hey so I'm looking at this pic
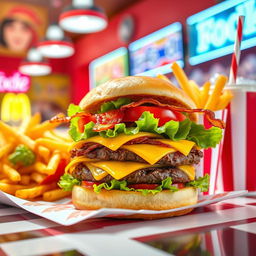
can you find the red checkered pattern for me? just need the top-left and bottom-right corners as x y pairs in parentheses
(0, 196), (256, 256)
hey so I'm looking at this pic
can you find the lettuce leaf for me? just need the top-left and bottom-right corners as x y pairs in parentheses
(94, 175), (210, 194)
(187, 123), (222, 149)
(187, 174), (210, 192)
(99, 98), (132, 113)
(58, 174), (81, 191)
(93, 177), (178, 195)
(68, 105), (223, 148)
(9, 145), (35, 167)
(68, 103), (81, 117)
(58, 174), (210, 194)
(68, 104), (98, 142)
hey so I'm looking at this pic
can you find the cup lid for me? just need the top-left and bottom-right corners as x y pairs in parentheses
(225, 77), (256, 91)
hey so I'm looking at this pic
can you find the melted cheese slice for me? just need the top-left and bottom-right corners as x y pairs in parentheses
(89, 161), (150, 180)
(65, 156), (94, 174)
(86, 163), (108, 181)
(70, 132), (162, 151)
(157, 139), (195, 156)
(178, 165), (195, 180)
(66, 157), (195, 182)
(122, 144), (176, 165)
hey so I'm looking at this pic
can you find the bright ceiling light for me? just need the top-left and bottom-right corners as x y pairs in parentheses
(19, 48), (52, 76)
(59, 0), (107, 33)
(37, 24), (75, 58)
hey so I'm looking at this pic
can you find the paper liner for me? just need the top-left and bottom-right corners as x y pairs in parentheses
(0, 190), (247, 226)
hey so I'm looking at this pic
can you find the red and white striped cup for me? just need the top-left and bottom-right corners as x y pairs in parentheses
(221, 79), (256, 192)
(197, 110), (227, 195)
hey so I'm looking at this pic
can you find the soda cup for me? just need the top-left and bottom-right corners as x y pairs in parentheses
(221, 79), (256, 192)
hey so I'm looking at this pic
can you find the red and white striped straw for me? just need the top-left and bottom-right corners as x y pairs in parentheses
(229, 15), (245, 84)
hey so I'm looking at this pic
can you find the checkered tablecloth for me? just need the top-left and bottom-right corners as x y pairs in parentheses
(0, 196), (256, 256)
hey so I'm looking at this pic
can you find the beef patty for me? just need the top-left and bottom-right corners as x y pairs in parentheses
(71, 146), (203, 167)
(72, 163), (191, 184)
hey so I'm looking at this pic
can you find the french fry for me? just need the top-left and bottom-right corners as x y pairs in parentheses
(215, 90), (234, 110)
(0, 182), (29, 195)
(19, 162), (47, 174)
(0, 121), (35, 150)
(205, 75), (228, 110)
(0, 179), (16, 184)
(25, 112), (41, 134)
(28, 121), (61, 139)
(33, 162), (48, 174)
(43, 189), (71, 202)
(35, 138), (71, 152)
(157, 74), (171, 82)
(20, 175), (31, 186)
(0, 142), (14, 159)
(0, 113), (71, 201)
(51, 130), (72, 142)
(189, 80), (200, 107)
(43, 131), (64, 142)
(0, 173), (6, 179)
(171, 62), (199, 106)
(46, 151), (61, 175)
(15, 183), (57, 199)
(31, 172), (46, 184)
(19, 116), (31, 134)
(18, 166), (34, 174)
(37, 146), (50, 163)
(3, 164), (21, 182)
(199, 81), (211, 108)
(0, 132), (6, 146)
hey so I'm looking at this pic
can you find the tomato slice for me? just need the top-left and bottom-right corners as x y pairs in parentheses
(78, 116), (94, 133)
(128, 184), (159, 190)
(81, 181), (185, 190)
(78, 106), (186, 133)
(123, 106), (186, 126)
(40, 159), (67, 185)
(172, 183), (185, 189)
(82, 181), (101, 189)
(128, 183), (185, 190)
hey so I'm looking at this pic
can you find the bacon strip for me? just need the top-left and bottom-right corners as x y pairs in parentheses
(50, 113), (70, 123)
(125, 137), (173, 148)
(51, 98), (225, 129)
(50, 112), (91, 123)
(120, 98), (225, 129)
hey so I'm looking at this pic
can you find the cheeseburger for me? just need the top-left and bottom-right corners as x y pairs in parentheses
(58, 76), (223, 218)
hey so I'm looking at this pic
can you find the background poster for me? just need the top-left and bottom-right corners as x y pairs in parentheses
(0, 1), (48, 55)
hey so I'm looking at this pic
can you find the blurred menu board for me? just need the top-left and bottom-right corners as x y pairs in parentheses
(187, 0), (256, 65)
(89, 47), (129, 89)
(28, 74), (70, 121)
(128, 22), (184, 76)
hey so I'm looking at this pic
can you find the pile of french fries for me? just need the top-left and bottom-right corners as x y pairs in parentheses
(159, 62), (233, 111)
(0, 113), (72, 201)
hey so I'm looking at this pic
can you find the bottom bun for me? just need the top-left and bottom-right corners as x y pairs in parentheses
(72, 186), (198, 219)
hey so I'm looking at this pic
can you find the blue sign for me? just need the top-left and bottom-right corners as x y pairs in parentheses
(128, 22), (184, 76)
(187, 0), (256, 65)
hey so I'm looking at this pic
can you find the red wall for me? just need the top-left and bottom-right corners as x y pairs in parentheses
(72, 0), (217, 104)
(0, 55), (73, 75)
